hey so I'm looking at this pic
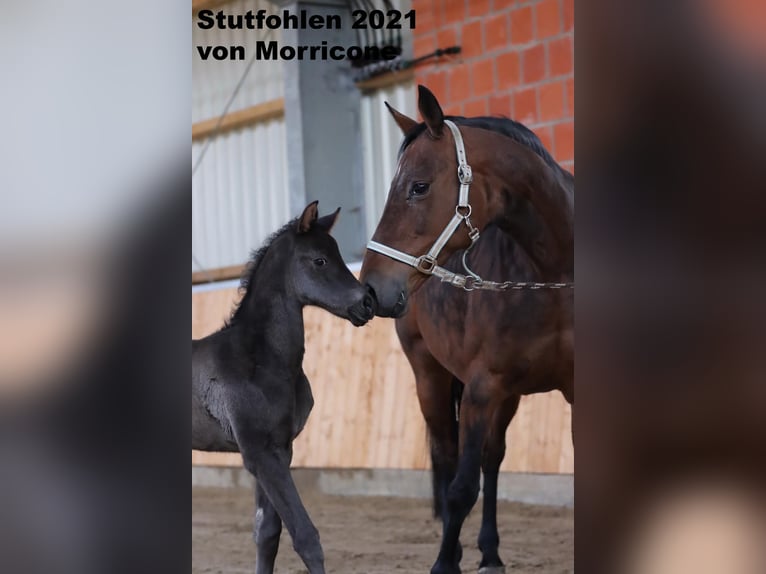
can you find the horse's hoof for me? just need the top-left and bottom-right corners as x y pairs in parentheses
(478, 567), (506, 574)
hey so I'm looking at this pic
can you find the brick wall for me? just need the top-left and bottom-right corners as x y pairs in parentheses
(412, 0), (574, 171)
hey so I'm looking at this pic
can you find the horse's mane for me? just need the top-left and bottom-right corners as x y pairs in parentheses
(226, 216), (298, 325)
(399, 115), (561, 171)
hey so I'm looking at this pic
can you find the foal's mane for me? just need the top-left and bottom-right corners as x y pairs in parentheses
(226, 216), (298, 326)
(399, 116), (562, 172)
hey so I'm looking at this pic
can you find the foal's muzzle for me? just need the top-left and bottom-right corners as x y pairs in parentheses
(347, 286), (377, 326)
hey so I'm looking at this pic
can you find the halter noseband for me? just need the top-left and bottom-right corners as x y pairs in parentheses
(367, 120), (481, 289)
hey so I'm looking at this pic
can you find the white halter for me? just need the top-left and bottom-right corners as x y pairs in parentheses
(367, 120), (481, 289)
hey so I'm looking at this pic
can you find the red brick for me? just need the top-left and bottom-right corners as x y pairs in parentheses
(412, 0), (436, 34)
(423, 70), (448, 103)
(484, 13), (510, 52)
(464, 98), (488, 117)
(510, 6), (534, 45)
(535, 0), (562, 39)
(536, 125), (555, 153)
(437, 27), (458, 49)
(565, 77), (574, 117)
(553, 121), (575, 162)
(494, 0), (516, 9)
(414, 33), (436, 58)
(468, 0), (491, 18)
(442, 0), (466, 26)
(496, 51), (521, 91)
(563, 0), (574, 31)
(489, 94), (512, 117)
(513, 87), (538, 124)
(444, 103), (462, 116)
(472, 58), (495, 97)
(522, 44), (547, 83)
(461, 20), (483, 58)
(448, 63), (471, 104)
(549, 35), (573, 76)
(538, 81), (565, 121)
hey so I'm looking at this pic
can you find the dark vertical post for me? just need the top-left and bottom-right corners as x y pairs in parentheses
(270, 0), (367, 262)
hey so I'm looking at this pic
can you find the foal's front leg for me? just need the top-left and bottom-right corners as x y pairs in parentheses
(254, 481), (282, 574)
(244, 445), (324, 574)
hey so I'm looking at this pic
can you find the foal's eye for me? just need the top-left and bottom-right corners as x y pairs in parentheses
(409, 182), (430, 198)
(313, 258), (327, 266)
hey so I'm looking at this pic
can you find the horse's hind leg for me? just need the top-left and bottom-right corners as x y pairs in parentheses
(254, 482), (282, 574)
(477, 395), (520, 574)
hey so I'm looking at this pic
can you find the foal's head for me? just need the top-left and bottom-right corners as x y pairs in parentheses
(288, 201), (375, 326)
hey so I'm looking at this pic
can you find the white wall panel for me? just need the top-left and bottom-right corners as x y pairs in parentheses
(192, 0), (283, 123)
(192, 118), (289, 272)
(360, 80), (417, 239)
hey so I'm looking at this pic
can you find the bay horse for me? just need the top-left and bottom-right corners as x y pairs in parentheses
(192, 201), (375, 574)
(360, 86), (574, 574)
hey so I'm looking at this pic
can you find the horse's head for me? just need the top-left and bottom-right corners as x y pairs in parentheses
(360, 86), (492, 317)
(291, 201), (376, 326)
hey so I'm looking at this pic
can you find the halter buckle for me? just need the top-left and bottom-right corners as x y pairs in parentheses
(458, 164), (473, 184)
(449, 274), (467, 288)
(415, 255), (437, 274)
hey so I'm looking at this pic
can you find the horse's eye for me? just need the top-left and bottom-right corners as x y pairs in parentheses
(409, 182), (430, 198)
(313, 257), (327, 266)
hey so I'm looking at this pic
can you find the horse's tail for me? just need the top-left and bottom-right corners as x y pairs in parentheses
(431, 376), (464, 519)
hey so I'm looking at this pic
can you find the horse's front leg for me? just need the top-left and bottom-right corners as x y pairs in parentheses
(477, 395), (520, 574)
(431, 379), (498, 574)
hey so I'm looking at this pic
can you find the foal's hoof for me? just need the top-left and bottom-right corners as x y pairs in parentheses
(478, 567), (506, 574)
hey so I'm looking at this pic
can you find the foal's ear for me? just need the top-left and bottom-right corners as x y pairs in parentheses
(418, 84), (445, 138)
(385, 101), (419, 135)
(315, 207), (341, 234)
(297, 200), (319, 234)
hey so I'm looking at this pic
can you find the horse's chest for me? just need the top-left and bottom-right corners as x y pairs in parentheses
(414, 288), (568, 385)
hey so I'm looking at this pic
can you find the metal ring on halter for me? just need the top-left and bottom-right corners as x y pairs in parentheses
(415, 255), (437, 274)
(463, 276), (483, 292)
(456, 205), (472, 218)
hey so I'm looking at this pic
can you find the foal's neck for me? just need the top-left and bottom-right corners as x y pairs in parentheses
(235, 249), (305, 366)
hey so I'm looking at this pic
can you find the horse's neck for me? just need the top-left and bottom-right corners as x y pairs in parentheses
(483, 161), (573, 275)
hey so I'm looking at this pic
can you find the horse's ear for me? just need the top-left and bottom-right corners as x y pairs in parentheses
(315, 207), (341, 234)
(385, 101), (418, 135)
(297, 200), (319, 234)
(418, 85), (445, 138)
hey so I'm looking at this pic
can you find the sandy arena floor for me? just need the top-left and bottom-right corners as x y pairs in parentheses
(193, 486), (573, 574)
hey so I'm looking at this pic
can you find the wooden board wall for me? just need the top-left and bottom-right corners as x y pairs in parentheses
(192, 286), (573, 474)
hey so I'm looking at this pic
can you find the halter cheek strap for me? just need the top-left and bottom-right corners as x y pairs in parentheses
(367, 120), (480, 287)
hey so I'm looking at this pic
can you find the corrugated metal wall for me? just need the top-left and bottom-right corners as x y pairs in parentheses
(192, 0), (283, 123)
(192, 0), (287, 271)
(360, 80), (417, 240)
(192, 120), (290, 270)
(193, 0), (416, 271)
